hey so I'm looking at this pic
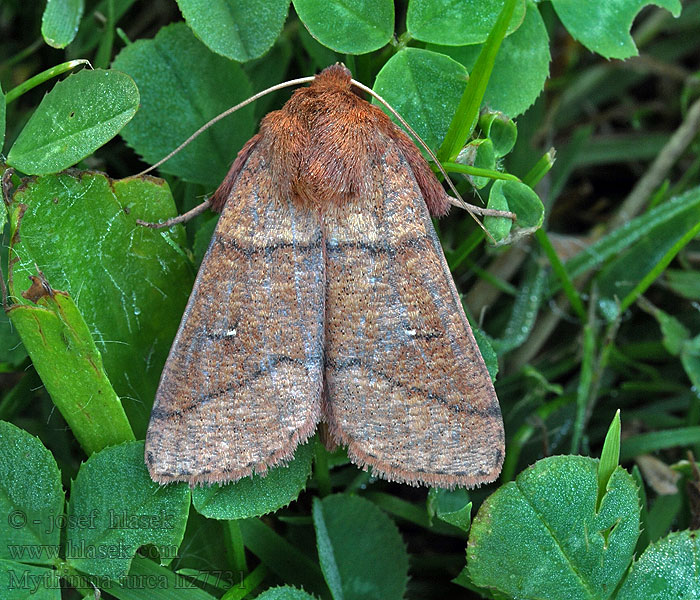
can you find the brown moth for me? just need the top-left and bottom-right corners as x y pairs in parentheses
(145, 64), (505, 489)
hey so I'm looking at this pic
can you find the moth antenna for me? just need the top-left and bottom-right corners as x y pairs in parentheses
(134, 76), (316, 177)
(350, 79), (515, 242)
(136, 198), (212, 229)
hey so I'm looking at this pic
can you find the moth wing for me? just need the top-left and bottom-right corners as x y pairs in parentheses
(322, 143), (504, 488)
(146, 146), (325, 485)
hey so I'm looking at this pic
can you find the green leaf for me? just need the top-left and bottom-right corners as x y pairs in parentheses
(640, 301), (690, 356)
(617, 529), (700, 598)
(489, 261), (546, 354)
(293, 0), (394, 54)
(242, 36), (294, 119)
(407, 0), (526, 45)
(0, 421), (64, 563)
(7, 69), (139, 175)
(373, 48), (468, 152)
(192, 441), (313, 519)
(437, 0), (519, 161)
(429, 488), (472, 533)
(665, 269), (700, 300)
(681, 334), (700, 391)
(8, 172), (192, 437)
(594, 193), (700, 318)
(7, 288), (135, 454)
(429, 1), (550, 118)
(548, 188), (700, 298)
(112, 22), (254, 187)
(100, 555), (219, 600)
(484, 184), (512, 243)
(479, 111), (517, 158)
(255, 587), (318, 600)
(0, 561), (61, 599)
(492, 179), (544, 231)
(550, 0), (682, 60)
(298, 24), (341, 71)
(457, 138), (496, 189)
(66, 441), (190, 580)
(597, 410), (621, 510)
(4, 60), (91, 106)
(41, 0), (85, 48)
(69, 0), (136, 58)
(468, 456), (640, 600)
(176, 0), (290, 62)
(620, 427), (700, 462)
(239, 518), (328, 596)
(313, 494), (408, 600)
(472, 326), (499, 382)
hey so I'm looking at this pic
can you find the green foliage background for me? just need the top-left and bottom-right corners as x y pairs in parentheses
(1, 0), (700, 598)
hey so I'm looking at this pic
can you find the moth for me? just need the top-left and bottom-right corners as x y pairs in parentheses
(145, 64), (505, 489)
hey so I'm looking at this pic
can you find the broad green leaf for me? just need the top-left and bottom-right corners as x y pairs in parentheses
(42, 0), (84, 48)
(551, 0), (682, 59)
(0, 421), (64, 563)
(468, 456), (640, 600)
(0, 561), (61, 600)
(8, 172), (192, 437)
(66, 441), (190, 580)
(373, 48), (468, 152)
(407, 0), (526, 45)
(7, 69), (138, 175)
(429, 2), (550, 117)
(298, 24), (341, 71)
(313, 494), (408, 600)
(293, 0), (394, 54)
(479, 111), (517, 158)
(7, 288), (134, 454)
(243, 36), (294, 119)
(192, 441), (313, 519)
(255, 587), (318, 600)
(617, 529), (700, 598)
(176, 0), (290, 62)
(112, 22), (254, 187)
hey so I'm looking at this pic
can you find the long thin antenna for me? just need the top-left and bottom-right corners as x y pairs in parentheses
(134, 76), (316, 177)
(350, 79), (514, 234)
(135, 70), (514, 237)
